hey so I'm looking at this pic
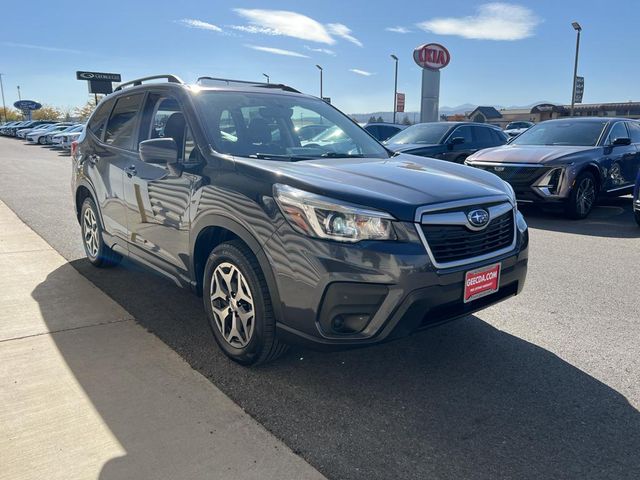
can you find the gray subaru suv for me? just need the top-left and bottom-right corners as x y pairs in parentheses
(71, 75), (528, 365)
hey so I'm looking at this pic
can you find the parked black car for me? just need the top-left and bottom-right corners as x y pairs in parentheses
(634, 169), (640, 226)
(72, 75), (528, 365)
(466, 118), (640, 219)
(364, 122), (407, 142)
(384, 122), (508, 163)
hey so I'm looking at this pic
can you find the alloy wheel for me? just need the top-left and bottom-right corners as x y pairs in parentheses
(210, 262), (255, 348)
(82, 208), (99, 258)
(575, 177), (595, 216)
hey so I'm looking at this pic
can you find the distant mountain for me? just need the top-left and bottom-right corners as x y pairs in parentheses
(349, 101), (558, 124)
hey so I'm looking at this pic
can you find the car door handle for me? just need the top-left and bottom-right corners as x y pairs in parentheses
(125, 165), (137, 177)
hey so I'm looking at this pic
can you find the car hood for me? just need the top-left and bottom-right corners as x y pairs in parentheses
(467, 144), (599, 165)
(239, 154), (511, 221)
(384, 142), (439, 153)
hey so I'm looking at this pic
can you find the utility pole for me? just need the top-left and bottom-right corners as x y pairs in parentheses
(0, 73), (7, 122)
(390, 55), (398, 123)
(262, 73), (270, 84)
(316, 64), (323, 99)
(570, 22), (582, 116)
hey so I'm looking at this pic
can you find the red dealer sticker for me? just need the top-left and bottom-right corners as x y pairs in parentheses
(464, 263), (501, 303)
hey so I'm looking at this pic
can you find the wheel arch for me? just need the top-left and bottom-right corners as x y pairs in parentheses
(191, 215), (283, 323)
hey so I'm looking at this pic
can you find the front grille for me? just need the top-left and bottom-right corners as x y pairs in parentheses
(420, 211), (514, 264)
(475, 165), (549, 186)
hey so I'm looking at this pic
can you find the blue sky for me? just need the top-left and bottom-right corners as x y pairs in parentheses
(3, 1), (640, 114)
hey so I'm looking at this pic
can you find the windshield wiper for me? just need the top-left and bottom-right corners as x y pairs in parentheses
(249, 153), (315, 161)
(320, 152), (366, 158)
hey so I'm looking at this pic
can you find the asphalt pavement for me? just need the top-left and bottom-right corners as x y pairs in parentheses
(1, 136), (639, 479)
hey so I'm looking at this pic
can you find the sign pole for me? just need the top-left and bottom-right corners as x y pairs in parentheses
(413, 43), (450, 123)
(0, 74), (7, 123)
(570, 23), (582, 116)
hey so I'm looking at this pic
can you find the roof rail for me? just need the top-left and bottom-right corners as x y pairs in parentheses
(196, 76), (300, 93)
(114, 74), (184, 92)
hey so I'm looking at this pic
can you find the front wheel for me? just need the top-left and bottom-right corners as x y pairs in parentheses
(565, 171), (597, 219)
(203, 240), (288, 366)
(38, 136), (46, 145)
(80, 198), (121, 267)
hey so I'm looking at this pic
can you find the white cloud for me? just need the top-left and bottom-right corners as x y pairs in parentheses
(176, 18), (222, 32)
(2, 42), (81, 54)
(386, 26), (411, 34)
(235, 9), (335, 44)
(304, 45), (336, 56)
(245, 45), (309, 58)
(349, 69), (373, 76)
(417, 3), (540, 41)
(229, 25), (280, 35)
(327, 23), (363, 47)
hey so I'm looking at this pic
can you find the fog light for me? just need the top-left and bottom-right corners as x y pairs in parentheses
(331, 314), (371, 334)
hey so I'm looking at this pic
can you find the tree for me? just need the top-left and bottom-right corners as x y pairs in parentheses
(368, 115), (376, 123)
(376, 116), (384, 123)
(1, 107), (21, 122)
(73, 102), (96, 122)
(401, 115), (411, 125)
(32, 105), (62, 121)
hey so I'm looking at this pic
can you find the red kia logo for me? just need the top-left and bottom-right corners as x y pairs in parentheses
(413, 43), (450, 70)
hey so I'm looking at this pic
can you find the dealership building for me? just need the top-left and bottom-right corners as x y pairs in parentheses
(448, 102), (640, 127)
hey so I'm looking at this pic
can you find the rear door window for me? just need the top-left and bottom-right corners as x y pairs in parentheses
(450, 126), (473, 144)
(88, 99), (114, 140)
(104, 93), (144, 150)
(474, 126), (495, 146)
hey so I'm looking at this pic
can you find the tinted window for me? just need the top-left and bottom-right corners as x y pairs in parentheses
(491, 128), (508, 144)
(450, 126), (473, 144)
(88, 99), (114, 140)
(474, 126), (494, 144)
(607, 122), (628, 144)
(377, 125), (401, 141)
(626, 122), (640, 143)
(512, 120), (608, 146)
(104, 93), (143, 150)
(387, 123), (450, 145)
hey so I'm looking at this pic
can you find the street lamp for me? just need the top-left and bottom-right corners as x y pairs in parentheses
(17, 85), (21, 101)
(315, 64), (323, 99)
(390, 54), (398, 123)
(262, 73), (270, 84)
(570, 21), (582, 117)
(0, 74), (7, 123)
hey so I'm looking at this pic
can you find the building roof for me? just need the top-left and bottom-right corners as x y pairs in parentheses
(468, 106), (503, 119)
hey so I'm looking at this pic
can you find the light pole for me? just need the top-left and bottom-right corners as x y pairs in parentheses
(390, 54), (398, 124)
(315, 64), (323, 99)
(17, 85), (21, 101)
(570, 21), (582, 117)
(0, 74), (7, 123)
(262, 73), (270, 84)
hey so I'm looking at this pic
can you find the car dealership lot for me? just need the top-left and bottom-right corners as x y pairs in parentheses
(0, 137), (639, 479)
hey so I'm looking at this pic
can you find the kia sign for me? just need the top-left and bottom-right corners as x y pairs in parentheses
(13, 100), (42, 111)
(76, 71), (121, 82)
(413, 43), (450, 71)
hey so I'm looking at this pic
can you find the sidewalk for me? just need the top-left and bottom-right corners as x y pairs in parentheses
(0, 201), (325, 480)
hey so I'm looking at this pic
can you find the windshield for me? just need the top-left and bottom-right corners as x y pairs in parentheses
(194, 91), (389, 160)
(511, 120), (608, 146)
(384, 123), (450, 145)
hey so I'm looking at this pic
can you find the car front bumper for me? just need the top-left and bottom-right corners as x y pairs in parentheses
(266, 220), (529, 349)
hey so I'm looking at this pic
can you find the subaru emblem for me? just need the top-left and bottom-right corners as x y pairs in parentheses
(467, 209), (490, 228)
(494, 166), (505, 172)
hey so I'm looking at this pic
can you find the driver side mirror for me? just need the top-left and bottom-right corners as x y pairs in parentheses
(612, 137), (631, 146)
(448, 136), (465, 148)
(139, 138), (179, 165)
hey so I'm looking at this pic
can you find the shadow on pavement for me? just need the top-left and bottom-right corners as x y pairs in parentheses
(33, 257), (640, 480)
(520, 196), (639, 238)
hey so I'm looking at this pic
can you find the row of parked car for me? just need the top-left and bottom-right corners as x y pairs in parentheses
(0, 120), (85, 150)
(359, 118), (640, 223)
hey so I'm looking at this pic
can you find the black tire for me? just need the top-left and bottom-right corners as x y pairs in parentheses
(565, 171), (597, 219)
(203, 240), (288, 366)
(635, 209), (640, 227)
(80, 197), (121, 267)
(38, 136), (46, 145)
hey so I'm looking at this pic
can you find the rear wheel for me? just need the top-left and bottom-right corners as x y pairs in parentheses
(80, 198), (121, 267)
(565, 171), (597, 219)
(203, 240), (288, 366)
(38, 136), (46, 145)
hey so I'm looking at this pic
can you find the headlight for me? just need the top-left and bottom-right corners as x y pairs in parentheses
(534, 168), (564, 196)
(503, 180), (516, 204)
(274, 184), (397, 242)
